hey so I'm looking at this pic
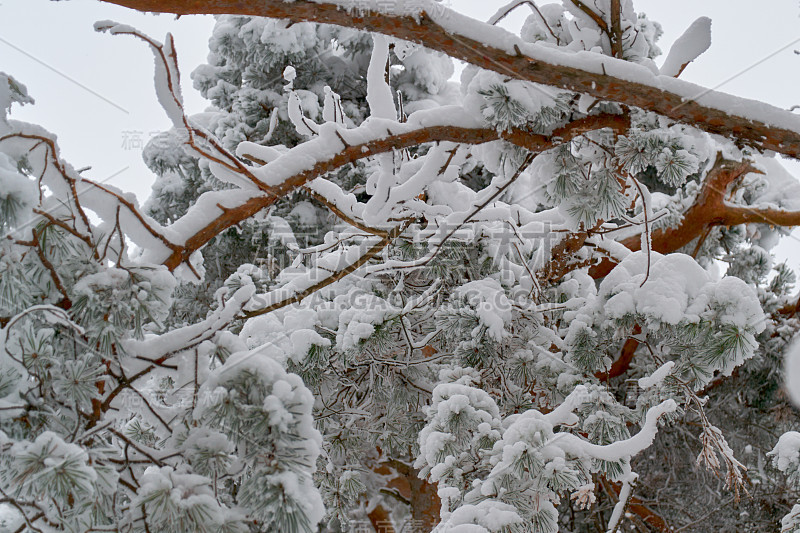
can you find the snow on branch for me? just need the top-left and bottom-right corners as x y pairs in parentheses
(0, 131), (181, 264)
(100, 0), (800, 160)
(158, 112), (627, 271)
(242, 222), (409, 318)
(215, 114), (626, 317)
(659, 17), (712, 77)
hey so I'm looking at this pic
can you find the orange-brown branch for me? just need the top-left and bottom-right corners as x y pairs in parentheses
(99, 0), (800, 160)
(165, 115), (627, 271)
(367, 505), (397, 533)
(590, 156), (763, 279)
(588, 155), (800, 380)
(596, 325), (641, 381)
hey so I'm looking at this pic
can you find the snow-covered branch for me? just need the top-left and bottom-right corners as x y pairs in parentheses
(158, 112), (627, 271)
(100, 0), (800, 160)
(590, 155), (778, 279)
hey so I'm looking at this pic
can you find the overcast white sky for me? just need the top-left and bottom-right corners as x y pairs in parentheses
(2, 0), (800, 265)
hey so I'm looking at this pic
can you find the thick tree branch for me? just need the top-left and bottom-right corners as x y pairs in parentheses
(569, 0), (609, 35)
(99, 0), (800, 160)
(590, 156), (763, 279)
(722, 203), (800, 227)
(164, 114), (627, 270)
(609, 0), (623, 59)
(366, 504), (396, 533)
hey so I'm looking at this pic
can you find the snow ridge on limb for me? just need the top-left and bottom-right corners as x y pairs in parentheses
(659, 17), (712, 77)
(100, 0), (800, 160)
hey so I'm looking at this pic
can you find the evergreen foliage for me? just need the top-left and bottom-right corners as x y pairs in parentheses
(2, 1), (800, 531)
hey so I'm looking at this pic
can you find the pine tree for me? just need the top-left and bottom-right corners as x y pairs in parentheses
(3, 0), (800, 531)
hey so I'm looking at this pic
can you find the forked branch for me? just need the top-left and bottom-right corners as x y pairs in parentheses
(590, 156), (769, 279)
